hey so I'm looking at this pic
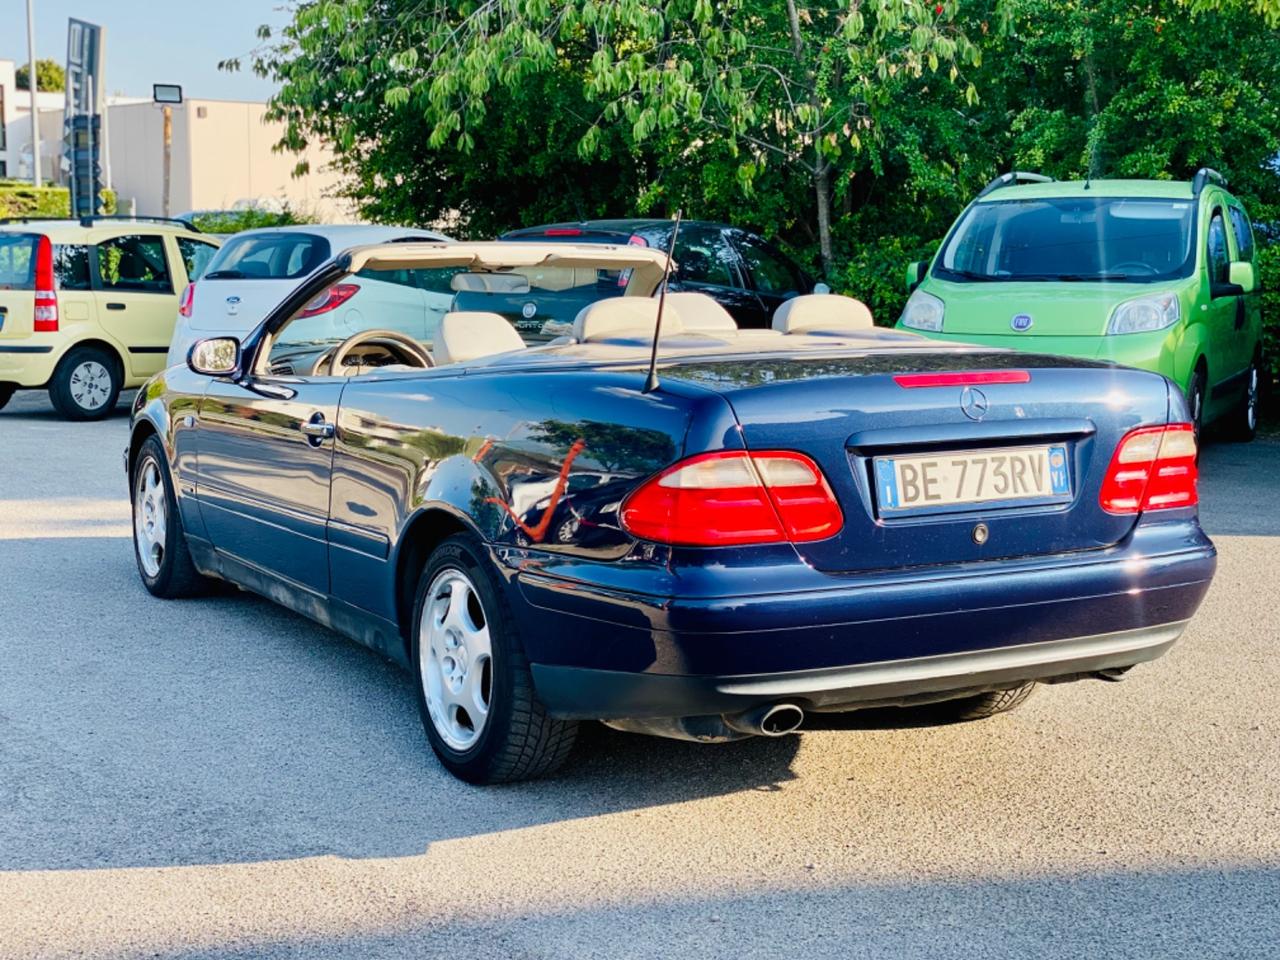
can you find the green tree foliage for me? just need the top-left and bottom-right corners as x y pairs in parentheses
(247, 1), (1280, 322)
(15, 59), (65, 93)
(249, 0), (979, 270)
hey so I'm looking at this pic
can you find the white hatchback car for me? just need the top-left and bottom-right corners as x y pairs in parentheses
(167, 224), (451, 366)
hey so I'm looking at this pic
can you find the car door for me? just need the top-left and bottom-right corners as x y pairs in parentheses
(1227, 204), (1261, 377)
(664, 224), (762, 327)
(728, 230), (810, 326)
(1203, 204), (1241, 399)
(197, 368), (345, 596)
(93, 232), (180, 378)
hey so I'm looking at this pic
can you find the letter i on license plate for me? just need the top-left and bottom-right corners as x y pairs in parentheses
(875, 444), (1071, 513)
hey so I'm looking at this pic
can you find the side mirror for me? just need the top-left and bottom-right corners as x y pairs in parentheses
(188, 337), (241, 377)
(905, 260), (928, 293)
(1228, 260), (1256, 294)
(812, 282), (832, 295)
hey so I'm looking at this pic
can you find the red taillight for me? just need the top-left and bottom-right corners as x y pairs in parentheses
(299, 283), (360, 318)
(620, 450), (844, 547)
(33, 235), (58, 332)
(1099, 423), (1198, 514)
(178, 282), (196, 318)
(894, 370), (1031, 388)
(544, 228), (583, 236)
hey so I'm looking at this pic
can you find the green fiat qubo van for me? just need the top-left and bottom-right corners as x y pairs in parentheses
(898, 169), (1262, 440)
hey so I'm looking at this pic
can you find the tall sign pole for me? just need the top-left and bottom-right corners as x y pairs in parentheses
(25, 0), (41, 186)
(65, 19), (105, 217)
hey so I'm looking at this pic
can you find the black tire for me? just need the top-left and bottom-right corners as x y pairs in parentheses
(131, 435), (209, 598)
(938, 682), (1037, 722)
(1186, 364), (1207, 444)
(0, 383), (15, 411)
(1222, 353), (1260, 443)
(410, 533), (578, 784)
(49, 345), (122, 421)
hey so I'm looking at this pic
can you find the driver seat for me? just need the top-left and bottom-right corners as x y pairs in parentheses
(434, 312), (527, 365)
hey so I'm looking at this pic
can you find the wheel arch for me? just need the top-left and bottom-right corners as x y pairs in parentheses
(392, 505), (482, 657)
(54, 337), (129, 383)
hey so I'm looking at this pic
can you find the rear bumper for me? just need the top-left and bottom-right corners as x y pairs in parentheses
(510, 520), (1216, 719)
(532, 620), (1187, 719)
(0, 343), (57, 386)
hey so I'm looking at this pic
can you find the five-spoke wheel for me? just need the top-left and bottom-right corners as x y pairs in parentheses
(411, 533), (577, 783)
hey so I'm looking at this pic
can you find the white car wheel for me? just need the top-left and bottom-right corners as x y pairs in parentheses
(419, 567), (493, 751)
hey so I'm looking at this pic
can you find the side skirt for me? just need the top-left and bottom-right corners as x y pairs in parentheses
(186, 535), (410, 669)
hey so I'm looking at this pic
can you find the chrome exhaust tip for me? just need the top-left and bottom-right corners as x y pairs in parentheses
(723, 702), (805, 738)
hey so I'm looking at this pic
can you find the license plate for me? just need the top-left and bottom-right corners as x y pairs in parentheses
(875, 444), (1071, 514)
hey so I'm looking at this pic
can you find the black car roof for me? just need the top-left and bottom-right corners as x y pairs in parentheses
(502, 218), (737, 239)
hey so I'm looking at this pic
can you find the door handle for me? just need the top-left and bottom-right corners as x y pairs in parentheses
(301, 415), (334, 441)
(106, 302), (127, 311)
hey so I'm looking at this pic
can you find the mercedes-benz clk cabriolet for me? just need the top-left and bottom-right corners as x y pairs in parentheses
(127, 241), (1217, 783)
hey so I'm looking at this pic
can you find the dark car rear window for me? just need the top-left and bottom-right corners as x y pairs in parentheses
(203, 232), (330, 281)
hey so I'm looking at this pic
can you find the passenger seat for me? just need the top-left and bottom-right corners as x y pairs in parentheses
(434, 312), (527, 364)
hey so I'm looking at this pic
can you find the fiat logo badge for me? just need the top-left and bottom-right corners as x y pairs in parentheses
(1010, 313), (1033, 332)
(521, 301), (538, 319)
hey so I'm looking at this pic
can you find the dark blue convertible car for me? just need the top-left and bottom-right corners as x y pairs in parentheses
(128, 241), (1217, 783)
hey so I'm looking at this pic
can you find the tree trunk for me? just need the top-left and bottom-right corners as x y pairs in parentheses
(815, 162), (833, 279)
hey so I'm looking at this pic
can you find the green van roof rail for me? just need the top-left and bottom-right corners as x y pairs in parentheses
(976, 171), (1055, 199)
(1192, 168), (1227, 196)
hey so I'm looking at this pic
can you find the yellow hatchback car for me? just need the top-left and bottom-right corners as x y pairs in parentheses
(0, 216), (220, 419)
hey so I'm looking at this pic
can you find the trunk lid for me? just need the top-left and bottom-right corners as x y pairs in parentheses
(665, 351), (1170, 574)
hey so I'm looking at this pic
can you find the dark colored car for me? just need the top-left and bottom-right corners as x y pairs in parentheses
(127, 240), (1216, 784)
(498, 219), (825, 330)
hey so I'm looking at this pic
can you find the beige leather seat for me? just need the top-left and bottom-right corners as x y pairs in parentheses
(434, 312), (527, 364)
(664, 292), (737, 333)
(772, 294), (874, 333)
(573, 298), (688, 342)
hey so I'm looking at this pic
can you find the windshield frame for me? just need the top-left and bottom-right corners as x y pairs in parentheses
(931, 196), (1200, 285)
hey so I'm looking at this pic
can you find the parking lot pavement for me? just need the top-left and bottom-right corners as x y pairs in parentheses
(1, 390), (1277, 960)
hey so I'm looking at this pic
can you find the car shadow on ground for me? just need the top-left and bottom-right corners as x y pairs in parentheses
(136, 864), (1278, 959)
(0, 533), (808, 873)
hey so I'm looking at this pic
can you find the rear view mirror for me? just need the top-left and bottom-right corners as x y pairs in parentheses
(1228, 260), (1256, 294)
(905, 261), (928, 293)
(812, 282), (832, 295)
(450, 272), (532, 294)
(189, 337), (240, 377)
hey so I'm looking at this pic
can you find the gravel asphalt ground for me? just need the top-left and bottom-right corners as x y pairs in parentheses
(1, 389), (1277, 959)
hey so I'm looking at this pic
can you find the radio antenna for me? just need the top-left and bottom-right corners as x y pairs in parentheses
(643, 209), (682, 394)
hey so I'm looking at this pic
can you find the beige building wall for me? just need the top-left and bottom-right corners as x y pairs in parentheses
(21, 94), (356, 221)
(184, 100), (349, 219)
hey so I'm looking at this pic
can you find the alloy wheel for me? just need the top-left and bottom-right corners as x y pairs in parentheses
(134, 458), (167, 578)
(419, 567), (493, 751)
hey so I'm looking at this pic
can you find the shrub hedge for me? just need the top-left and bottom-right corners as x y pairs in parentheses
(0, 182), (117, 219)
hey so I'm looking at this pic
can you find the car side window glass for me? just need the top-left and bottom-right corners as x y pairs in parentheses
(1207, 211), (1230, 285)
(53, 244), (92, 290)
(733, 234), (802, 295)
(97, 234), (172, 293)
(1228, 207), (1255, 263)
(177, 238), (219, 282)
(674, 227), (737, 288)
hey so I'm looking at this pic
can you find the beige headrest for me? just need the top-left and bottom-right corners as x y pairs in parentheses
(663, 292), (737, 332)
(573, 297), (686, 342)
(772, 294), (874, 333)
(434, 312), (527, 365)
